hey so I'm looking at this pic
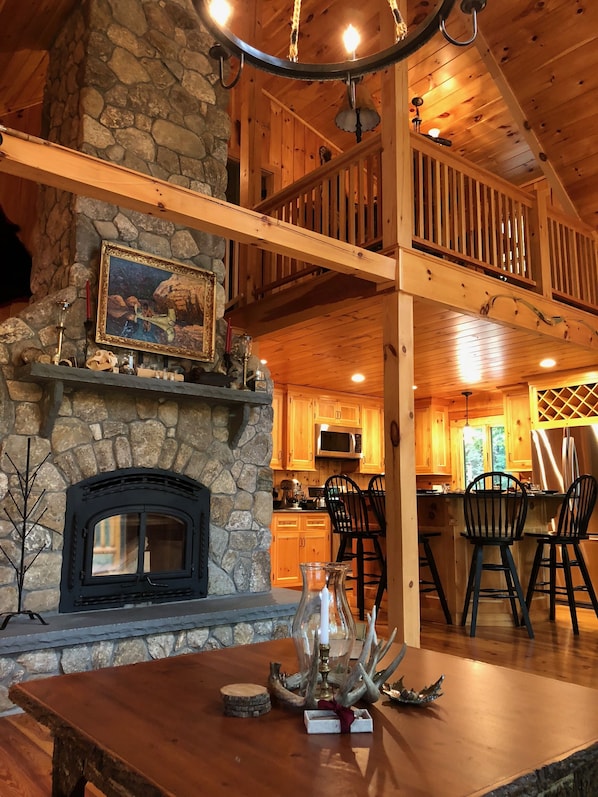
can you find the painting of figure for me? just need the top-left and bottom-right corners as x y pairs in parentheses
(96, 242), (216, 362)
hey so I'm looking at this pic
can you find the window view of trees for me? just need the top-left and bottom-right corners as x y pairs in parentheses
(463, 424), (506, 485)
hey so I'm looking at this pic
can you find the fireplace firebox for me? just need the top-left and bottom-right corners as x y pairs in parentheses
(59, 469), (210, 612)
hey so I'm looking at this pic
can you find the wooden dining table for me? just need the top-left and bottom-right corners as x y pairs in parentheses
(9, 637), (598, 797)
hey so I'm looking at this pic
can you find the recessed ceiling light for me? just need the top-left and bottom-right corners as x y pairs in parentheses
(351, 373), (365, 383)
(540, 358), (556, 368)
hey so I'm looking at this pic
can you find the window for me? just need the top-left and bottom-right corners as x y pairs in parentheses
(451, 415), (506, 488)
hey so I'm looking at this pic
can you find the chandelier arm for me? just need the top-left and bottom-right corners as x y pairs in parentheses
(218, 51), (244, 90)
(440, 8), (479, 47)
(194, 0), (458, 82)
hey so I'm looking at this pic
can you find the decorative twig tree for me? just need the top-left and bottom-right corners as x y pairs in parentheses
(0, 437), (53, 630)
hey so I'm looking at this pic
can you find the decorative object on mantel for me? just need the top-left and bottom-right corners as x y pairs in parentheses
(85, 349), (119, 372)
(382, 674), (445, 706)
(0, 438), (58, 630)
(96, 241), (217, 363)
(238, 332), (253, 391)
(52, 300), (72, 366)
(220, 683), (271, 717)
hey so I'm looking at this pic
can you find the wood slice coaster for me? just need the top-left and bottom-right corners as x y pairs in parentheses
(220, 683), (271, 717)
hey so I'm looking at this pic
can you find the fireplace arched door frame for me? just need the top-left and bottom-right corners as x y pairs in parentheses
(59, 468), (210, 612)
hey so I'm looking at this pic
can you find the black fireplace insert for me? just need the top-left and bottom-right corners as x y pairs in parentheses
(59, 468), (209, 612)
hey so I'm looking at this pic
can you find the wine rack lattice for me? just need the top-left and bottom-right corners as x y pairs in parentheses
(535, 382), (598, 425)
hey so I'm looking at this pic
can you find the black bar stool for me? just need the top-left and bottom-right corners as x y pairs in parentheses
(367, 474), (452, 624)
(324, 474), (385, 620)
(461, 471), (533, 639)
(525, 474), (598, 635)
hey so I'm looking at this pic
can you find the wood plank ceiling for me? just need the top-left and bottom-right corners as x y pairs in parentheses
(0, 0), (596, 402)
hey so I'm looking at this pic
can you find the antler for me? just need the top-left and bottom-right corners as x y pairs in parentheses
(335, 607), (406, 707)
(268, 630), (321, 709)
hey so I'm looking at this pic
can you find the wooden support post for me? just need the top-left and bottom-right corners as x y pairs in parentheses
(379, 46), (420, 645)
(528, 182), (553, 299)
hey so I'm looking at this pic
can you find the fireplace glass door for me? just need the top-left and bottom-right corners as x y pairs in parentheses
(60, 469), (209, 612)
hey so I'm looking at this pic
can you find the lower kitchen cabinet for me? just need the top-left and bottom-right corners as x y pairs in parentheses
(271, 512), (331, 587)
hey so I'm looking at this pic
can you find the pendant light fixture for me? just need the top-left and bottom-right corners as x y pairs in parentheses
(462, 391), (472, 426)
(195, 0), (489, 90)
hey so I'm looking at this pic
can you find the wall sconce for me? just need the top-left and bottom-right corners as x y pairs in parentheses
(240, 333), (252, 390)
(411, 96), (452, 147)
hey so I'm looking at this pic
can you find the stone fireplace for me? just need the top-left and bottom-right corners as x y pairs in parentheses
(0, 0), (298, 716)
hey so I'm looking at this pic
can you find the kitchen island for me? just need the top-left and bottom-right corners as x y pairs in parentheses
(417, 492), (565, 626)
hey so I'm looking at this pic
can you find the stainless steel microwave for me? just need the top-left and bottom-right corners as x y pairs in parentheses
(315, 424), (362, 459)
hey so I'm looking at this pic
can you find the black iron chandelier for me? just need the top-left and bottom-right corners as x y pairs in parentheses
(194, 0), (489, 90)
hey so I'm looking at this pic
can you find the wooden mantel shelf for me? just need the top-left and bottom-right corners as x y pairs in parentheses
(15, 363), (271, 446)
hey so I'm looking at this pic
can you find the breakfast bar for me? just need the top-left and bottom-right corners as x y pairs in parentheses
(417, 492), (567, 625)
(9, 637), (598, 796)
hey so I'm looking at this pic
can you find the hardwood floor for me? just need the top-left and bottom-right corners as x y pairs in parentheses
(1, 607), (597, 795)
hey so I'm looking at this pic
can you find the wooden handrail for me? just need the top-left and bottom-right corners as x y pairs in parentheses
(230, 131), (597, 318)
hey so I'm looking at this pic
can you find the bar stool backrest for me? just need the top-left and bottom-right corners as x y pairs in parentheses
(555, 474), (598, 539)
(324, 474), (370, 536)
(464, 471), (528, 541)
(367, 474), (386, 535)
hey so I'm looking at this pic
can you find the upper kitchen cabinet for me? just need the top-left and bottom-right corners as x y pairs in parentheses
(415, 398), (451, 475)
(315, 395), (361, 426)
(271, 387), (285, 470)
(360, 398), (384, 475)
(504, 388), (532, 471)
(286, 388), (316, 471)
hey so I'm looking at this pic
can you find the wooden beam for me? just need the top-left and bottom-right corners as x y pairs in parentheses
(228, 272), (390, 336)
(383, 290), (420, 646)
(0, 126), (395, 284)
(399, 247), (598, 351)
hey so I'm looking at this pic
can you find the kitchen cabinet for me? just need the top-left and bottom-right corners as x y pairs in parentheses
(286, 389), (315, 470)
(504, 389), (532, 471)
(414, 399), (450, 475)
(271, 387), (285, 469)
(360, 398), (384, 474)
(315, 395), (361, 426)
(271, 512), (332, 587)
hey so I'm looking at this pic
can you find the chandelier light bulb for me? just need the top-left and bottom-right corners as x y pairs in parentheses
(208, 0), (231, 26)
(342, 25), (361, 58)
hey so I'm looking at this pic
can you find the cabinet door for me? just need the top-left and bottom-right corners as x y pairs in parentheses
(300, 515), (332, 564)
(287, 391), (315, 470)
(271, 515), (301, 587)
(271, 388), (285, 470)
(431, 408), (450, 474)
(315, 396), (361, 426)
(414, 406), (432, 473)
(360, 400), (384, 474)
(504, 391), (532, 470)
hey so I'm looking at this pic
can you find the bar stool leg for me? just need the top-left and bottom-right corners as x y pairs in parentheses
(356, 538), (365, 621)
(421, 537), (452, 624)
(574, 541), (598, 618)
(461, 545), (478, 628)
(504, 546), (533, 639)
(561, 544), (579, 635)
(469, 544), (485, 638)
(500, 547), (520, 626)
(525, 542), (544, 611)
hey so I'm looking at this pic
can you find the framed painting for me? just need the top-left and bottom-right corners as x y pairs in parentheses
(96, 242), (216, 362)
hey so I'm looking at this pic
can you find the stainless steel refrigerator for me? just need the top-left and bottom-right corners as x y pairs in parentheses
(531, 425), (598, 534)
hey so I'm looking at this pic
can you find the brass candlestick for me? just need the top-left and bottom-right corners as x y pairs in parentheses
(317, 643), (334, 701)
(239, 332), (252, 391)
(52, 301), (71, 366)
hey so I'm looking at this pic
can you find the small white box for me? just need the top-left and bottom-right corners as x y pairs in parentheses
(303, 708), (373, 734)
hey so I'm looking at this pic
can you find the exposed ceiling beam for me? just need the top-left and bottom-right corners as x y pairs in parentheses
(0, 126), (396, 284)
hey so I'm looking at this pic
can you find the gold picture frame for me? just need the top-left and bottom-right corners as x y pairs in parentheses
(96, 242), (216, 362)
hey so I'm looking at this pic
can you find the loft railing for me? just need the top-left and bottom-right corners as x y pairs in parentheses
(411, 135), (534, 287)
(229, 133), (597, 316)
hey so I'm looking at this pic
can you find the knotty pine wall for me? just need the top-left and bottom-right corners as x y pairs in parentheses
(228, 88), (342, 197)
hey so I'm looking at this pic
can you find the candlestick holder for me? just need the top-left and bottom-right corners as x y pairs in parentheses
(83, 318), (93, 365)
(317, 643), (334, 701)
(239, 332), (252, 390)
(52, 301), (72, 366)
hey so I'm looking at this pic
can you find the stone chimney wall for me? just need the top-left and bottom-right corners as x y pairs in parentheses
(0, 0), (275, 619)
